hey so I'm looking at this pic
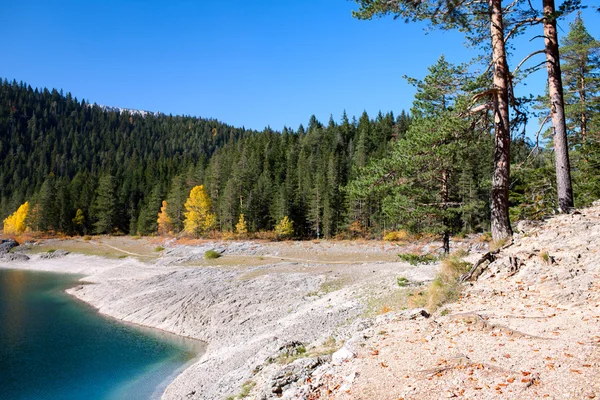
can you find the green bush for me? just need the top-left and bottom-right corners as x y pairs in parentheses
(398, 252), (437, 265)
(204, 249), (222, 259)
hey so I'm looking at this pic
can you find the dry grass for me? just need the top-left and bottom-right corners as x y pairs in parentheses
(408, 256), (471, 313)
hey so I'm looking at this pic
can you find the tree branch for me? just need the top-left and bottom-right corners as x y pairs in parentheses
(512, 49), (546, 76)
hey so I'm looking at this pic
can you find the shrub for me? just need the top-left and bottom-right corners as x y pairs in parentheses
(398, 252), (437, 265)
(204, 249), (222, 259)
(383, 230), (410, 242)
(397, 276), (410, 287)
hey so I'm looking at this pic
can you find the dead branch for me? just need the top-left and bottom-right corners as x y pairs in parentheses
(513, 49), (546, 77)
(515, 114), (550, 169)
(460, 251), (497, 282)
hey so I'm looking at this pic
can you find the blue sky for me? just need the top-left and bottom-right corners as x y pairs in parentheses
(1, 0), (598, 132)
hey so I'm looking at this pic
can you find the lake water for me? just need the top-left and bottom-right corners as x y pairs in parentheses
(0, 268), (204, 400)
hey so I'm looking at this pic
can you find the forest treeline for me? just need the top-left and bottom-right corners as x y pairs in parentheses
(1, 15), (599, 241)
(0, 78), (412, 237)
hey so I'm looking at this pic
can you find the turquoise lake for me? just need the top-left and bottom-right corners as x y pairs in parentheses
(0, 268), (204, 400)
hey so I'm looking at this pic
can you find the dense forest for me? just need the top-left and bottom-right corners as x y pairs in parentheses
(1, 15), (599, 242)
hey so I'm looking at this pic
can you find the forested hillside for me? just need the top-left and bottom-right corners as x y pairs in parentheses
(0, 78), (411, 237)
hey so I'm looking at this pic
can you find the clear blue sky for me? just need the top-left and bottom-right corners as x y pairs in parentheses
(1, 0), (598, 132)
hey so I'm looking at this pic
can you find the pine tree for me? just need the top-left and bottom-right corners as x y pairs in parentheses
(92, 175), (116, 234)
(561, 13), (600, 143)
(348, 57), (485, 253)
(136, 184), (163, 235)
(166, 175), (187, 233)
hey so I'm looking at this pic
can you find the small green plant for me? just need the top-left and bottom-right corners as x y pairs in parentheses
(397, 276), (410, 287)
(204, 249), (221, 259)
(118, 255), (128, 259)
(539, 251), (550, 264)
(154, 246), (165, 252)
(398, 252), (437, 265)
(238, 380), (256, 398)
(440, 308), (450, 316)
(46, 249), (56, 253)
(274, 344), (307, 364)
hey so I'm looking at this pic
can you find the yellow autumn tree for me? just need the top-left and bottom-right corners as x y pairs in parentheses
(3, 202), (29, 235)
(157, 200), (172, 235)
(274, 216), (293, 240)
(235, 213), (248, 236)
(183, 185), (216, 237)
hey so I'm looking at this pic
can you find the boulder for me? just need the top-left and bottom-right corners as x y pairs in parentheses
(39, 250), (70, 259)
(0, 239), (19, 254)
(0, 252), (30, 262)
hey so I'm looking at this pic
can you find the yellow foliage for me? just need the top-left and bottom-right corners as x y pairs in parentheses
(383, 230), (410, 242)
(157, 200), (172, 235)
(3, 202), (29, 235)
(72, 209), (85, 226)
(235, 214), (248, 235)
(183, 185), (217, 237)
(274, 216), (293, 239)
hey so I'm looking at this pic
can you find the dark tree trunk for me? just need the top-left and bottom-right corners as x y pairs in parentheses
(489, 0), (513, 240)
(441, 168), (450, 255)
(543, 0), (574, 212)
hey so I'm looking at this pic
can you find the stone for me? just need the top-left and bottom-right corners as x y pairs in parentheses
(332, 347), (354, 365)
(0, 252), (30, 262)
(0, 239), (19, 254)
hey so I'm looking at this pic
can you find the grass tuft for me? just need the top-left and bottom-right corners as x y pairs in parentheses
(154, 246), (165, 252)
(408, 256), (471, 313)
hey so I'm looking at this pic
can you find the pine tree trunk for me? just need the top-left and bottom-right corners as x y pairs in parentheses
(543, 0), (574, 213)
(579, 73), (587, 141)
(489, 0), (513, 240)
(441, 168), (450, 255)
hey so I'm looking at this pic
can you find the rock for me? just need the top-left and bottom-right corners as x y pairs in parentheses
(0, 239), (19, 254)
(39, 250), (70, 259)
(270, 356), (328, 394)
(332, 347), (354, 365)
(0, 252), (30, 262)
(516, 220), (541, 234)
(409, 309), (431, 319)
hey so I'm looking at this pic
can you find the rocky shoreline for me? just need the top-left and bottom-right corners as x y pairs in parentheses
(6, 203), (596, 400)
(0, 238), (438, 399)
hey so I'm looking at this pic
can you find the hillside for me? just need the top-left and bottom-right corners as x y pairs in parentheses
(264, 202), (600, 399)
(0, 78), (411, 238)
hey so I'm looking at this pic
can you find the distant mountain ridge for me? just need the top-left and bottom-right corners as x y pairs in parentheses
(91, 104), (163, 117)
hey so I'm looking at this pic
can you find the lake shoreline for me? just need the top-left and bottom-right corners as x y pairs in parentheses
(0, 237), (440, 399)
